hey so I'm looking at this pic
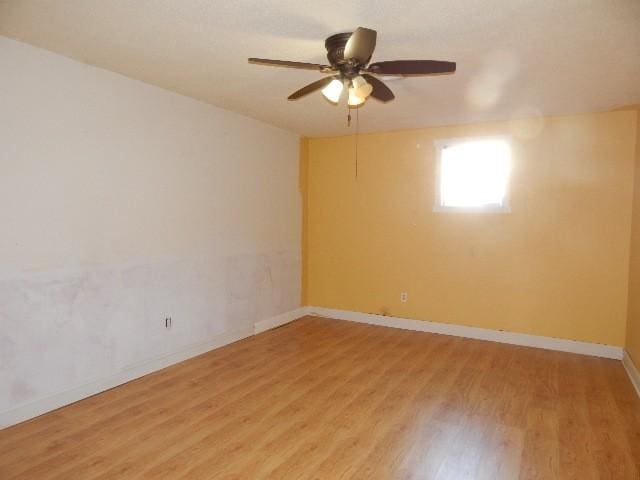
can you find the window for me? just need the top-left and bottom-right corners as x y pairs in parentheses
(434, 136), (512, 212)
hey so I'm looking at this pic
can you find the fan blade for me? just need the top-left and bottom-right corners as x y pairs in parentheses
(288, 77), (334, 100)
(362, 74), (395, 102)
(344, 27), (377, 65)
(248, 58), (332, 72)
(367, 60), (456, 75)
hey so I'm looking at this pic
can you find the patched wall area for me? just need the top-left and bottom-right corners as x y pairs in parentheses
(0, 37), (301, 416)
(0, 253), (300, 412)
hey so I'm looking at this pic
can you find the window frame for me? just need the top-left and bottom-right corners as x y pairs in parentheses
(433, 135), (512, 214)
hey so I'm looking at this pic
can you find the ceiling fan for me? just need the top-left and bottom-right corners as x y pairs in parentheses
(248, 27), (456, 107)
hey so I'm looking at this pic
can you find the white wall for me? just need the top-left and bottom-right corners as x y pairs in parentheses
(0, 37), (301, 424)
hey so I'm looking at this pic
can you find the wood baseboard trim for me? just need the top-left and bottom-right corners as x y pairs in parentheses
(1, 308), (307, 429)
(306, 306), (623, 360)
(623, 350), (640, 398)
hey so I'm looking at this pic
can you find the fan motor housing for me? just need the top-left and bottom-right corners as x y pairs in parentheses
(325, 32), (363, 78)
(325, 32), (352, 66)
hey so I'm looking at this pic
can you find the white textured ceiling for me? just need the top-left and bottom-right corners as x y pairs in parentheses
(1, 0), (639, 137)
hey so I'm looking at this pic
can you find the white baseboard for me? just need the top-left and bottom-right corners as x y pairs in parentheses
(0, 326), (255, 429)
(622, 350), (640, 398)
(254, 307), (308, 334)
(1, 326), (256, 429)
(307, 306), (623, 360)
(1, 307), (307, 430)
(2, 306), (626, 429)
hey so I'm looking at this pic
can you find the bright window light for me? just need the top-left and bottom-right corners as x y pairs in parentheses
(435, 136), (512, 212)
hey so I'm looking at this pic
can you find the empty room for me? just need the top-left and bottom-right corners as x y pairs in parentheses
(1, 1), (640, 478)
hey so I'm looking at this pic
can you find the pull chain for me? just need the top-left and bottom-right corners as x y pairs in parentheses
(346, 101), (359, 178)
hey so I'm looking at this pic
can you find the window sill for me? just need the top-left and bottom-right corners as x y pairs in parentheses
(433, 205), (511, 214)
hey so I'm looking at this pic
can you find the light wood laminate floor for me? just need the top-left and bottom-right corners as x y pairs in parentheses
(1, 316), (639, 479)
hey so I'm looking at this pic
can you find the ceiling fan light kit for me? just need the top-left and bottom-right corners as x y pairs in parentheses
(351, 75), (373, 99)
(249, 26), (456, 108)
(347, 88), (366, 107)
(321, 77), (344, 104)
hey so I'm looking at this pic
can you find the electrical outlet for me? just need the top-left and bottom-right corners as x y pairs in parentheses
(400, 292), (408, 303)
(165, 317), (172, 329)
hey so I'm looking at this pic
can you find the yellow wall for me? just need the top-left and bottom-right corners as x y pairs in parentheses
(300, 137), (310, 306)
(626, 110), (640, 362)
(305, 111), (638, 346)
